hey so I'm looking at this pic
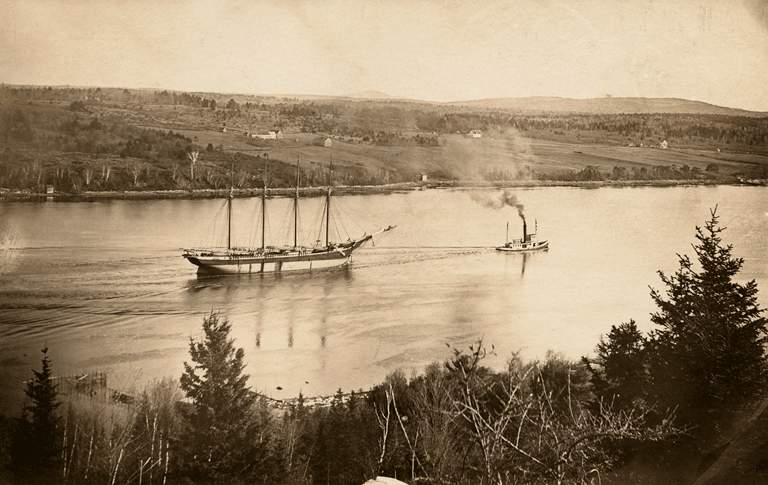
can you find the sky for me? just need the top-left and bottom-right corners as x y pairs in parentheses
(2, 0), (768, 111)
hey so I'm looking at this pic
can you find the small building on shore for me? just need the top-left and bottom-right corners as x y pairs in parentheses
(324, 138), (333, 147)
(252, 130), (283, 140)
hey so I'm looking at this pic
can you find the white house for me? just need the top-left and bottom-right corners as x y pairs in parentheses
(660, 140), (668, 149)
(469, 129), (482, 138)
(324, 138), (332, 147)
(252, 130), (283, 140)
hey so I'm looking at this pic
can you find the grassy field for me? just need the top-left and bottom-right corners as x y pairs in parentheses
(163, 125), (767, 183)
(126, 102), (766, 181)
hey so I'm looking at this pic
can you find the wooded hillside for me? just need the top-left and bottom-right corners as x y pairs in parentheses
(2, 85), (767, 196)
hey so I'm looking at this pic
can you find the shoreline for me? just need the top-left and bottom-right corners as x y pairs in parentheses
(1, 178), (765, 202)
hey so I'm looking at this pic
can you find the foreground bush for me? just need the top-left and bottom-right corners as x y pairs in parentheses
(0, 344), (681, 485)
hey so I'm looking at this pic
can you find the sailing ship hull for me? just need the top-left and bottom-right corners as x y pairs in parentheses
(185, 249), (353, 274)
(183, 230), (392, 275)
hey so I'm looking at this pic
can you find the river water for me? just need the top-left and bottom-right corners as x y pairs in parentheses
(1, 185), (766, 412)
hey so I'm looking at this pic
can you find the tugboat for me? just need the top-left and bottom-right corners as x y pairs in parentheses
(496, 219), (548, 252)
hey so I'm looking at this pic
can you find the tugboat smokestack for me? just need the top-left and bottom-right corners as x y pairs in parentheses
(523, 219), (527, 242)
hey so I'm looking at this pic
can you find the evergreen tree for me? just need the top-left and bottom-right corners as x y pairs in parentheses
(11, 347), (62, 483)
(585, 320), (648, 410)
(178, 311), (262, 481)
(646, 207), (768, 427)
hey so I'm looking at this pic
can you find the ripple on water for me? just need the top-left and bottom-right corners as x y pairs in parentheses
(0, 221), (23, 275)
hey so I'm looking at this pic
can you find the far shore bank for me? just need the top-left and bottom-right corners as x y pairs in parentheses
(1, 178), (765, 202)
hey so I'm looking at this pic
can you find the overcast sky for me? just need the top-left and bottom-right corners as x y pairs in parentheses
(3, 0), (768, 111)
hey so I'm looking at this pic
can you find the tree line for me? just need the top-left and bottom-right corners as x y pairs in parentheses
(2, 209), (766, 484)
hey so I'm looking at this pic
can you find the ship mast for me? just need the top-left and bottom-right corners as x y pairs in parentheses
(227, 151), (234, 250)
(261, 157), (267, 250)
(294, 155), (300, 248)
(326, 156), (333, 247)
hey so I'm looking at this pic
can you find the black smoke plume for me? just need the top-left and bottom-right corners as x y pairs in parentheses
(471, 189), (525, 221)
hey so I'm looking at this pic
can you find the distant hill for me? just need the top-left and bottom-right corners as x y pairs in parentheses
(447, 96), (768, 117)
(275, 93), (765, 117)
(345, 90), (395, 99)
(4, 82), (764, 116)
(267, 91), (414, 102)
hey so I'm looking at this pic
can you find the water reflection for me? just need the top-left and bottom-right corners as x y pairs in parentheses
(498, 250), (532, 277)
(183, 266), (354, 354)
(185, 265), (354, 290)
